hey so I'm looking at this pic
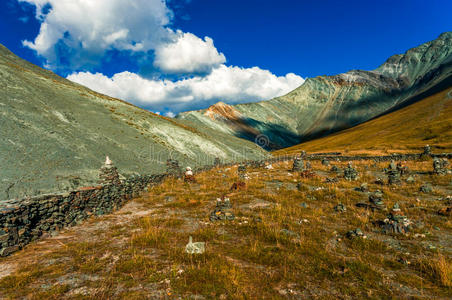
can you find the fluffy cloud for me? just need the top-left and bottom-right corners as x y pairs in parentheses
(21, 0), (305, 113)
(67, 65), (304, 114)
(154, 31), (226, 74)
(20, 0), (173, 68)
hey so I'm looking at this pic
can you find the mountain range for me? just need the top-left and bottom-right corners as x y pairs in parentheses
(178, 32), (452, 149)
(1, 32), (451, 200)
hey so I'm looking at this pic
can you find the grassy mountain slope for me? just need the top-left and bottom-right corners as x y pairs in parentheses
(0, 44), (268, 200)
(178, 32), (452, 149)
(274, 87), (452, 155)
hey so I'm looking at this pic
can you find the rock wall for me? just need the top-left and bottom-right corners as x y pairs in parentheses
(0, 174), (165, 257)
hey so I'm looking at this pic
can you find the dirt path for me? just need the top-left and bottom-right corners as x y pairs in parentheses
(0, 199), (156, 280)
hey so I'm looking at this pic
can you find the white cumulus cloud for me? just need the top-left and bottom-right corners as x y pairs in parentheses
(21, 0), (306, 113)
(154, 31), (226, 74)
(67, 65), (304, 114)
(20, 0), (173, 68)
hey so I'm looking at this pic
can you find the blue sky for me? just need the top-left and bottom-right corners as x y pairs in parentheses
(1, 0), (451, 115)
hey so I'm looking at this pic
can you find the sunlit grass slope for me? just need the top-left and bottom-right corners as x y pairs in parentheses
(274, 87), (452, 156)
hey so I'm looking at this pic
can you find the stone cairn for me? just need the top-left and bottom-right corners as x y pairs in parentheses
(292, 156), (304, 172)
(238, 164), (247, 180)
(379, 203), (411, 234)
(423, 144), (431, 155)
(386, 160), (401, 185)
(210, 197), (235, 221)
(330, 165), (342, 174)
(397, 161), (409, 176)
(321, 158), (330, 166)
(334, 203), (346, 212)
(344, 162), (358, 181)
(369, 190), (385, 211)
(99, 156), (121, 185)
(433, 158), (449, 175)
(166, 159), (182, 177)
(184, 167), (196, 183)
(357, 190), (385, 211)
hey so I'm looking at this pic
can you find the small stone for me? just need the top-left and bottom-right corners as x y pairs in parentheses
(0, 245), (20, 257)
(185, 236), (205, 254)
(438, 206), (452, 216)
(325, 177), (339, 183)
(334, 203), (346, 212)
(427, 244), (436, 250)
(419, 184), (433, 194)
(280, 229), (300, 239)
(346, 228), (366, 239)
(354, 183), (368, 192)
(299, 202), (308, 208)
(321, 159), (330, 166)
(406, 176), (415, 184)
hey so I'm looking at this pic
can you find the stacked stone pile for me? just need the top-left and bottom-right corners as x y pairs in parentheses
(357, 190), (385, 211)
(386, 160), (401, 185)
(379, 203), (412, 234)
(330, 165), (342, 174)
(166, 159), (182, 177)
(344, 162), (358, 181)
(184, 167), (196, 183)
(99, 156), (121, 185)
(292, 155), (304, 172)
(238, 164), (248, 180)
(433, 158), (449, 175)
(210, 197), (235, 221)
(369, 190), (385, 210)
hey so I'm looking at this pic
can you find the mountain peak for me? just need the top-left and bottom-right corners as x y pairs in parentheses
(205, 101), (242, 120)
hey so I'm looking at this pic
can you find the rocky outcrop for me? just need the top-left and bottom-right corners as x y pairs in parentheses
(178, 32), (452, 149)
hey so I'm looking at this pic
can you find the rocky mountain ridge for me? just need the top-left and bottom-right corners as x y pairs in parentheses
(178, 32), (452, 149)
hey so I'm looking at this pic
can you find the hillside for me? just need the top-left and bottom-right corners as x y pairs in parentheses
(274, 86), (452, 155)
(0, 44), (268, 200)
(178, 32), (452, 149)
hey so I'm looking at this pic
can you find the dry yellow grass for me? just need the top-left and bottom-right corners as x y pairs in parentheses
(0, 159), (451, 298)
(274, 87), (452, 156)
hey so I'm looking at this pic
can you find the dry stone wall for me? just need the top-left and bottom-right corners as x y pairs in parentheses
(0, 174), (165, 257)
